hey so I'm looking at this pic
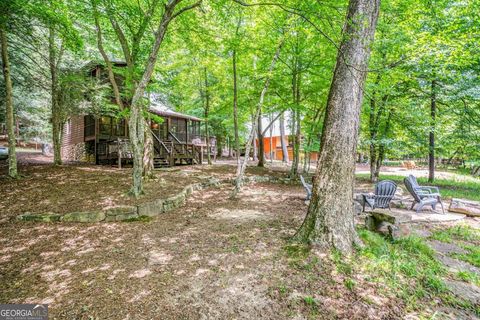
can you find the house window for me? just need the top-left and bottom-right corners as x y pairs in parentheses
(99, 116), (112, 135)
(113, 118), (125, 136)
(84, 115), (96, 137)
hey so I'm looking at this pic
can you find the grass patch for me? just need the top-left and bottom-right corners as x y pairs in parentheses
(284, 243), (311, 260)
(453, 244), (480, 268)
(431, 225), (480, 243)
(357, 230), (448, 310)
(356, 173), (480, 201)
(457, 271), (480, 286)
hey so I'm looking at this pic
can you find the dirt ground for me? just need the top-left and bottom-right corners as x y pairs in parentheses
(0, 153), (299, 221)
(0, 181), (406, 319)
(0, 163), (209, 221)
(1, 156), (478, 319)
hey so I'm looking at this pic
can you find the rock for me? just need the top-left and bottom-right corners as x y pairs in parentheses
(435, 254), (480, 274)
(444, 279), (480, 305)
(17, 212), (62, 222)
(411, 228), (432, 238)
(104, 206), (138, 222)
(429, 307), (480, 320)
(426, 240), (468, 255)
(61, 211), (105, 223)
(183, 185), (194, 196)
(449, 198), (480, 217)
(163, 193), (186, 212)
(365, 210), (412, 239)
(138, 200), (164, 217)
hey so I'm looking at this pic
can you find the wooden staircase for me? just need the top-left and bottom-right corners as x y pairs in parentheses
(151, 131), (201, 168)
(153, 157), (170, 168)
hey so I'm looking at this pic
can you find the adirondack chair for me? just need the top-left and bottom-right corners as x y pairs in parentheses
(300, 175), (312, 200)
(404, 175), (445, 213)
(408, 174), (441, 196)
(362, 180), (397, 212)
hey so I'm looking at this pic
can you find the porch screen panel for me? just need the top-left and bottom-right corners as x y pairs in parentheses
(176, 118), (187, 142)
(99, 116), (112, 136)
(84, 115), (96, 137)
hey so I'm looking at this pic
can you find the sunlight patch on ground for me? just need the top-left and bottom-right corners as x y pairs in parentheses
(148, 250), (173, 266)
(209, 208), (270, 221)
(195, 268), (210, 276)
(129, 268), (152, 278)
(128, 289), (151, 303)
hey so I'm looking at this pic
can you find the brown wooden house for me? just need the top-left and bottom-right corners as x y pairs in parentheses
(61, 62), (215, 167)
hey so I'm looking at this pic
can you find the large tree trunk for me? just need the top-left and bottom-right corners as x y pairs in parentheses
(0, 27), (17, 178)
(428, 79), (436, 182)
(294, 0), (380, 254)
(128, 104), (145, 196)
(48, 26), (63, 165)
(279, 112), (289, 163)
(143, 120), (154, 178)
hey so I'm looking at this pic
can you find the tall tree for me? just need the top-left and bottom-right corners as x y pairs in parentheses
(232, 36), (284, 196)
(294, 0), (381, 254)
(91, 0), (201, 197)
(0, 26), (17, 178)
(203, 67), (212, 165)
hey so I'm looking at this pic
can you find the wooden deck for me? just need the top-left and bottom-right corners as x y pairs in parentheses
(97, 136), (213, 168)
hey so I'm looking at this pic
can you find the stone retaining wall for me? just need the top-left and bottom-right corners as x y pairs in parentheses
(17, 177), (221, 223)
(16, 175), (296, 223)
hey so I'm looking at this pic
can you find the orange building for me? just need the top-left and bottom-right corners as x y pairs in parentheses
(256, 135), (319, 162)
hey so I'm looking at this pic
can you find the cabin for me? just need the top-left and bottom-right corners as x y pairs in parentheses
(62, 108), (215, 167)
(61, 62), (216, 167)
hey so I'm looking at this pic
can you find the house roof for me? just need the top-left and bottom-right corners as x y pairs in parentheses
(81, 60), (128, 72)
(149, 101), (202, 122)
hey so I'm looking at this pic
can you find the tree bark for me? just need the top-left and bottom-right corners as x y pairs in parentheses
(0, 27), (17, 178)
(279, 112), (289, 163)
(143, 106), (154, 179)
(290, 108), (301, 178)
(429, 79), (436, 182)
(257, 106), (265, 167)
(294, 0), (380, 254)
(204, 67), (212, 165)
(48, 26), (63, 165)
(233, 48), (241, 168)
(269, 112), (274, 163)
